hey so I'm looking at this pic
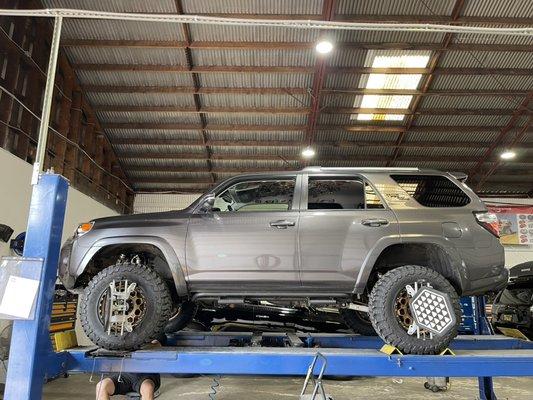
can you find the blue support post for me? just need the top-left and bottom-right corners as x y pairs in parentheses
(479, 377), (497, 400)
(4, 174), (68, 400)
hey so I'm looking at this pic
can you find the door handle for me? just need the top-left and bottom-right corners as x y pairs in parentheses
(361, 218), (389, 227)
(269, 220), (296, 229)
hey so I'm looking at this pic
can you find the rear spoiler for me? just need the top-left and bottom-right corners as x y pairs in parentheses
(447, 172), (468, 182)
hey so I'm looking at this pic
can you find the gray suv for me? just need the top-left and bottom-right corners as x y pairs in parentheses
(59, 167), (508, 353)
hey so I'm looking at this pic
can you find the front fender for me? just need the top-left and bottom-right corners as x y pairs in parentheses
(74, 236), (188, 297)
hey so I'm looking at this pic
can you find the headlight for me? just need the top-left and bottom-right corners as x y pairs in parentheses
(76, 221), (94, 236)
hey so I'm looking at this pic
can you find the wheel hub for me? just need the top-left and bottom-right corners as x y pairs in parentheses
(98, 279), (147, 336)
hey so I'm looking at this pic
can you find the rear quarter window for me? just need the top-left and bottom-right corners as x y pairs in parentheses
(390, 174), (470, 208)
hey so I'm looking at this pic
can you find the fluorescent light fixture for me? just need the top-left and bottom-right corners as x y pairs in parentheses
(354, 51), (431, 122)
(500, 150), (516, 160)
(301, 147), (316, 158)
(315, 40), (333, 54)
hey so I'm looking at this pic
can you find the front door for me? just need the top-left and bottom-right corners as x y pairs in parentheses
(298, 174), (399, 292)
(186, 175), (301, 291)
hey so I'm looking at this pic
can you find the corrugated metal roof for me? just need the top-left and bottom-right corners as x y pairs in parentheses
(87, 92), (196, 107)
(198, 73), (313, 89)
(205, 130), (306, 141)
(462, 0), (533, 18)
(200, 93), (310, 108)
(34, 1), (533, 194)
(64, 47), (188, 66)
(337, 0), (456, 16)
(193, 49), (316, 67)
(439, 51), (533, 69)
(431, 75), (533, 91)
(106, 129), (200, 141)
(43, 0), (177, 13)
(419, 95), (524, 109)
(182, 0), (323, 15)
(97, 111), (202, 124)
(76, 70), (195, 87)
(204, 114), (308, 125)
(61, 19), (186, 41)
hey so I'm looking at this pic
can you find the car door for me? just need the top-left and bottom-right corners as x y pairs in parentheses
(185, 175), (302, 291)
(298, 174), (399, 292)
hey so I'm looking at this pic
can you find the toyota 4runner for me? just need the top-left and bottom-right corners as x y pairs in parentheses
(59, 167), (508, 354)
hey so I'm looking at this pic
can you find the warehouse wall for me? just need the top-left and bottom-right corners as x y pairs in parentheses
(0, 148), (119, 257)
(482, 197), (533, 268)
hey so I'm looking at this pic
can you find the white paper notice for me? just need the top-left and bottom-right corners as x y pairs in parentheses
(0, 275), (40, 319)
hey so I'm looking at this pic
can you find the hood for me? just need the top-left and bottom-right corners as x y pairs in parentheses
(92, 209), (190, 230)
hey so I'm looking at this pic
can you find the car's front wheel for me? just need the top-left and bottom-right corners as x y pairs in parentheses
(80, 263), (172, 350)
(368, 265), (461, 354)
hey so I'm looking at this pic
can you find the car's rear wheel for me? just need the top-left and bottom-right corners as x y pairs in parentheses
(80, 263), (172, 350)
(368, 265), (461, 354)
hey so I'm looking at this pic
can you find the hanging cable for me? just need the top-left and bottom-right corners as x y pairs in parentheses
(0, 84), (133, 194)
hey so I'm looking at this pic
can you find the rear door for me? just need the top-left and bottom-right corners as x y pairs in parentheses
(298, 174), (399, 292)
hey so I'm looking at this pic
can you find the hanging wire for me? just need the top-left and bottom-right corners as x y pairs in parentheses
(0, 84), (134, 194)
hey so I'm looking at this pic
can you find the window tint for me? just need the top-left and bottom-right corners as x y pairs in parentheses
(214, 179), (295, 212)
(390, 175), (470, 207)
(307, 178), (365, 210)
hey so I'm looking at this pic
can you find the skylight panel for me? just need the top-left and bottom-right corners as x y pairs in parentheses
(354, 51), (431, 122)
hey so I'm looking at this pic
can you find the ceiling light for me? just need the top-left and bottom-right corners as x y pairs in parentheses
(301, 147), (316, 158)
(500, 150), (516, 160)
(315, 40), (333, 54)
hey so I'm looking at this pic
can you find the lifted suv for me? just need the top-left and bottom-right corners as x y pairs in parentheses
(59, 167), (508, 353)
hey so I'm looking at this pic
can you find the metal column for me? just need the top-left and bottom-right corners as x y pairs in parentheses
(4, 14), (69, 400)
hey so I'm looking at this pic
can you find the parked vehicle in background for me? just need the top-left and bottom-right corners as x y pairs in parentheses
(59, 167), (508, 354)
(492, 262), (533, 339)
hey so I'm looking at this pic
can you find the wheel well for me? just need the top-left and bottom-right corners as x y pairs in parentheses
(75, 243), (178, 298)
(368, 243), (463, 294)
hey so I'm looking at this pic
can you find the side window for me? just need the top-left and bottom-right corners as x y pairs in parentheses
(307, 178), (365, 210)
(213, 179), (295, 212)
(390, 174), (471, 207)
(365, 182), (385, 209)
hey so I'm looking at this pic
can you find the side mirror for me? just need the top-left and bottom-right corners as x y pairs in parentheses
(199, 194), (215, 213)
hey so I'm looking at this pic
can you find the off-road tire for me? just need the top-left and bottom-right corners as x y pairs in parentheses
(340, 308), (376, 336)
(368, 265), (461, 354)
(80, 263), (172, 350)
(164, 301), (198, 333)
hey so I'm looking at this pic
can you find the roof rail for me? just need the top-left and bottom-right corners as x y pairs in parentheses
(302, 166), (420, 172)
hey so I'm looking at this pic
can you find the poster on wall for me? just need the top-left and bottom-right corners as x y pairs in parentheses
(487, 205), (533, 245)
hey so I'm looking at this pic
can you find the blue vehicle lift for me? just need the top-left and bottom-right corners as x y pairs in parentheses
(3, 10), (533, 400)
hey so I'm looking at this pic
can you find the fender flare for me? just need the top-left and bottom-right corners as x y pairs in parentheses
(354, 235), (466, 294)
(75, 236), (188, 297)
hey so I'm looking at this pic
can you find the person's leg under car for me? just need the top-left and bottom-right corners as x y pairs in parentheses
(95, 378), (115, 400)
(139, 379), (155, 400)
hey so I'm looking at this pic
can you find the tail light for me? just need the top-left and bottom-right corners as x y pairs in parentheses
(474, 211), (500, 238)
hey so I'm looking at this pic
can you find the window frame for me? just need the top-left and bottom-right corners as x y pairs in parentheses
(209, 174), (301, 214)
(300, 174), (389, 212)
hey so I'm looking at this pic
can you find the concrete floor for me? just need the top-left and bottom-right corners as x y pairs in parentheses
(43, 373), (533, 399)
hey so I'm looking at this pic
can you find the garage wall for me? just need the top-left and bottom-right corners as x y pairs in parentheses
(482, 198), (533, 268)
(0, 148), (119, 257)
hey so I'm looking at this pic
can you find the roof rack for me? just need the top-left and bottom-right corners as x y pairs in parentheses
(302, 166), (420, 172)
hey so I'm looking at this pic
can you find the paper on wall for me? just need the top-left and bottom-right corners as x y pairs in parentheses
(0, 275), (40, 319)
